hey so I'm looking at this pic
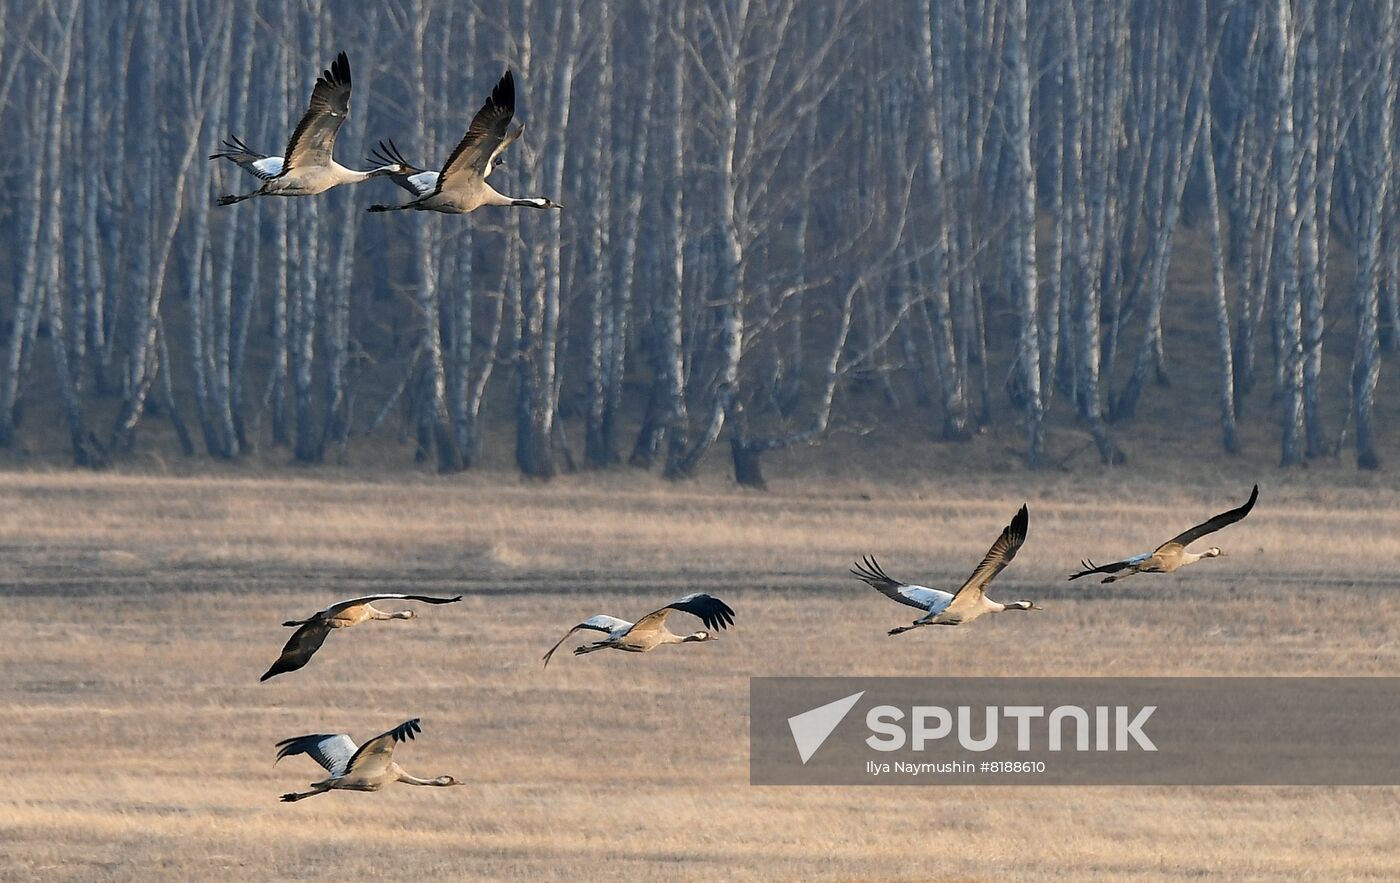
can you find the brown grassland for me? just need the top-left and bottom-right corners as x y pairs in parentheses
(3, 465), (1400, 880)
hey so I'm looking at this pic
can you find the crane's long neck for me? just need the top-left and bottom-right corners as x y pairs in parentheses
(1181, 548), (1224, 568)
(398, 771), (450, 786)
(482, 183), (552, 209)
(662, 630), (709, 645)
(333, 162), (396, 185)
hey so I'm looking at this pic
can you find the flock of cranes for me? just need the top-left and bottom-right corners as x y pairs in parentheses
(211, 54), (559, 214)
(216, 52), (1262, 805)
(262, 482), (1257, 802)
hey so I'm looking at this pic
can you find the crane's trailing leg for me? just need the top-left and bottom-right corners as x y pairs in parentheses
(218, 191), (259, 206)
(280, 782), (333, 802)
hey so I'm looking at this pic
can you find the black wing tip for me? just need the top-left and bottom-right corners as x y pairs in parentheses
(708, 597), (736, 630)
(669, 594), (736, 631)
(273, 733), (331, 761)
(1067, 559), (1103, 580)
(492, 69), (515, 111)
(370, 138), (411, 168)
(683, 594), (735, 631)
(393, 718), (423, 742)
(1010, 503), (1030, 539)
(209, 135), (252, 161)
(260, 657), (296, 680)
(851, 554), (895, 586)
(331, 51), (350, 86)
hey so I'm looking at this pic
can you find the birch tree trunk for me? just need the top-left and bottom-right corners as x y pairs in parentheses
(1350, 0), (1394, 469)
(39, 1), (98, 465)
(584, 8), (618, 467)
(1294, 7), (1327, 457)
(1200, 99), (1240, 454)
(1005, 0), (1044, 466)
(409, 1), (460, 472)
(646, 2), (691, 472)
(918, 0), (969, 440)
(1271, 0), (1306, 466)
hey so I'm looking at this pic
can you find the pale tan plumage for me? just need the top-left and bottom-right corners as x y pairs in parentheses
(367, 70), (560, 215)
(276, 718), (462, 802)
(216, 53), (401, 206)
(542, 594), (736, 667)
(1068, 485), (1258, 583)
(853, 505), (1038, 635)
(261, 593), (461, 681)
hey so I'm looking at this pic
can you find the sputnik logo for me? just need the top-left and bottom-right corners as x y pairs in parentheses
(787, 691), (864, 764)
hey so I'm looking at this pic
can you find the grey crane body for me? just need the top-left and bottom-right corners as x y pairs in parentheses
(276, 719), (462, 802)
(260, 593), (462, 681)
(852, 505), (1038, 636)
(214, 135), (429, 197)
(214, 53), (401, 206)
(542, 594), (736, 667)
(1068, 485), (1258, 584)
(367, 70), (561, 216)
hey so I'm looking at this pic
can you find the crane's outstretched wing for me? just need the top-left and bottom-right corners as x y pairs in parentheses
(629, 593), (736, 637)
(1067, 554), (1147, 581)
(435, 70), (515, 191)
(282, 52), (351, 173)
(1156, 484), (1259, 552)
(318, 594), (463, 619)
(274, 732), (357, 777)
(261, 620), (333, 681)
(541, 614), (632, 668)
(850, 556), (952, 611)
(932, 505), (1030, 624)
(369, 139), (440, 196)
(343, 719), (421, 778)
(209, 136), (283, 180)
(948, 505), (1029, 602)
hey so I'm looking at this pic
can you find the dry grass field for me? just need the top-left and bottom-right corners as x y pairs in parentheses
(3, 467), (1400, 880)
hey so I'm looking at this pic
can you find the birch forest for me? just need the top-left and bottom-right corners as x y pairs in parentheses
(3, 0), (1399, 484)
